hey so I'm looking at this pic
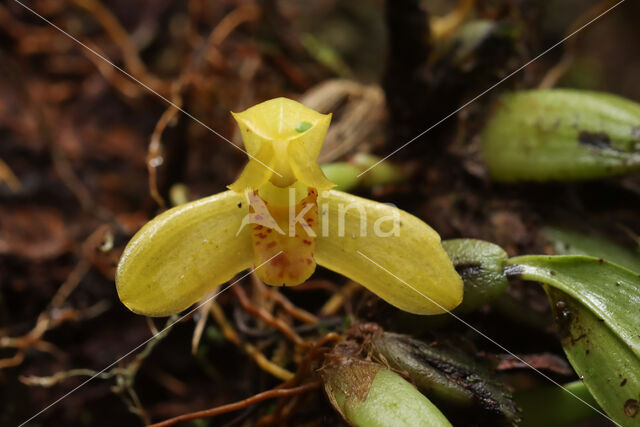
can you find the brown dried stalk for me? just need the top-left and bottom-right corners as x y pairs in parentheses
(233, 285), (306, 346)
(209, 301), (294, 381)
(148, 382), (320, 427)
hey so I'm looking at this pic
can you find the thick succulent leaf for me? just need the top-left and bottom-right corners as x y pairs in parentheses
(441, 239), (509, 313)
(116, 191), (253, 316)
(322, 359), (452, 427)
(482, 89), (640, 181)
(507, 255), (640, 425)
(541, 225), (640, 273)
(314, 190), (463, 315)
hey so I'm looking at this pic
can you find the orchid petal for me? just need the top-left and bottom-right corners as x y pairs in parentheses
(116, 191), (253, 316)
(314, 190), (463, 315)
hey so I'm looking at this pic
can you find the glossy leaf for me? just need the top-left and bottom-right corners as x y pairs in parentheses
(541, 225), (640, 273)
(482, 89), (640, 181)
(507, 255), (640, 425)
(116, 190), (253, 316)
(547, 288), (640, 426)
(314, 190), (463, 315)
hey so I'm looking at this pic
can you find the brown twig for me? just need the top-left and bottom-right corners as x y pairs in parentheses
(209, 4), (260, 47)
(144, 2), (255, 208)
(147, 83), (182, 209)
(79, 39), (143, 97)
(71, 0), (166, 94)
(49, 259), (91, 309)
(269, 290), (318, 324)
(320, 281), (361, 316)
(209, 301), (240, 345)
(147, 382), (320, 427)
(430, 0), (475, 39)
(256, 332), (340, 426)
(191, 288), (218, 354)
(0, 303), (107, 369)
(539, 0), (619, 89)
(52, 224), (115, 308)
(21, 315), (178, 425)
(0, 220), (115, 369)
(0, 157), (21, 191)
(244, 342), (294, 381)
(233, 286), (306, 346)
(209, 301), (294, 381)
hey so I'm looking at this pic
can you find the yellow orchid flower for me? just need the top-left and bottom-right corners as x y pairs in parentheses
(116, 98), (463, 317)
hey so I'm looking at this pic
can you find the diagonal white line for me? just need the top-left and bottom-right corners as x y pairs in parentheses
(18, 251), (284, 427)
(356, 249), (619, 426)
(358, 0), (627, 178)
(11, 0), (282, 178)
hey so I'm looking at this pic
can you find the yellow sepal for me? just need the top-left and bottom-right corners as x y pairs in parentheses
(116, 191), (253, 316)
(228, 139), (276, 192)
(231, 98), (332, 190)
(314, 190), (463, 315)
(288, 141), (336, 191)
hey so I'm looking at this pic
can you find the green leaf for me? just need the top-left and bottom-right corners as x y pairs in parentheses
(547, 288), (640, 425)
(541, 225), (640, 273)
(507, 255), (640, 425)
(320, 154), (405, 192)
(482, 89), (640, 182)
(320, 162), (361, 192)
(508, 256), (640, 357)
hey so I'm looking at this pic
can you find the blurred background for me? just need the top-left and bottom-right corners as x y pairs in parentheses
(1, 0), (639, 425)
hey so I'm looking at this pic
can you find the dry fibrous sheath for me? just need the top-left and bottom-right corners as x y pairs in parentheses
(375, 332), (519, 424)
(482, 89), (640, 181)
